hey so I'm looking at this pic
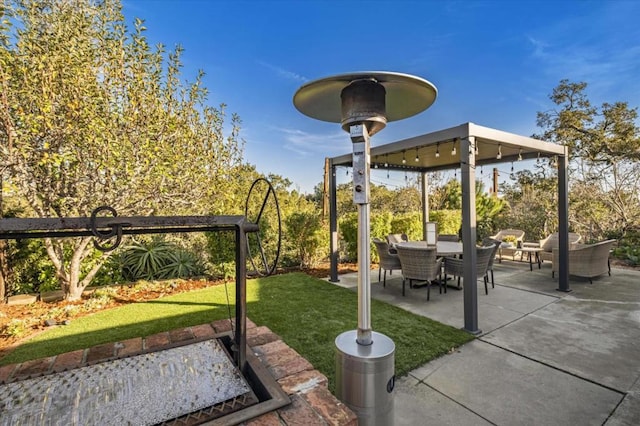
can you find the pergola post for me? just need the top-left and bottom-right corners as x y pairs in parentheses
(329, 158), (340, 283)
(461, 136), (481, 334)
(557, 148), (571, 292)
(421, 171), (429, 241)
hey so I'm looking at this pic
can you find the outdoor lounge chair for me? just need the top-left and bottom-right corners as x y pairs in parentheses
(443, 245), (495, 294)
(551, 239), (616, 283)
(523, 232), (582, 262)
(372, 238), (402, 287)
(491, 229), (525, 261)
(395, 244), (442, 299)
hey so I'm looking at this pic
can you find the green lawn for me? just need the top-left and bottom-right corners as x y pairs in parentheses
(1, 273), (473, 390)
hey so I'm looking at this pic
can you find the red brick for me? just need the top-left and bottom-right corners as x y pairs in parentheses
(212, 318), (257, 334)
(115, 338), (143, 357)
(86, 342), (116, 364)
(52, 350), (84, 372)
(247, 326), (279, 347)
(191, 323), (216, 340)
(169, 327), (194, 343)
(268, 355), (313, 381)
(302, 385), (357, 426)
(144, 332), (170, 351)
(278, 369), (328, 395)
(243, 410), (282, 425)
(212, 319), (233, 333)
(278, 393), (327, 425)
(0, 363), (18, 383)
(253, 339), (289, 358)
(14, 356), (55, 378)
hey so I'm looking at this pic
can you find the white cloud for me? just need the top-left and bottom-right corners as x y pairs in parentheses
(257, 60), (308, 83)
(276, 127), (347, 157)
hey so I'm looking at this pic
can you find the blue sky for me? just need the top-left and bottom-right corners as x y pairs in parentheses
(122, 0), (640, 194)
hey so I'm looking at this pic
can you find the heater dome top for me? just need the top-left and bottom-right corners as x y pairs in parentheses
(293, 71), (437, 123)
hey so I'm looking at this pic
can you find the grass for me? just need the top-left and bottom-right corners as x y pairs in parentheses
(1, 273), (473, 391)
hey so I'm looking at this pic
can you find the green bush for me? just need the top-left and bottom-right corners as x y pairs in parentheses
(205, 231), (237, 279)
(391, 212), (422, 240)
(429, 210), (462, 235)
(339, 213), (358, 261)
(5, 239), (58, 295)
(285, 211), (328, 268)
(118, 237), (204, 281)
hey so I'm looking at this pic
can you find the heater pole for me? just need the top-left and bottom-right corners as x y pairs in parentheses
(350, 124), (372, 345)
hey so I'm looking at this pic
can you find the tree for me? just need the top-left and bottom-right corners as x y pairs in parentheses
(535, 80), (640, 239)
(0, 0), (243, 300)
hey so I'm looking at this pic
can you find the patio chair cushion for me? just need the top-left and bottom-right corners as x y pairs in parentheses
(538, 232), (582, 262)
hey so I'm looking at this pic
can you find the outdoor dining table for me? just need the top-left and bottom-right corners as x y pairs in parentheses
(396, 240), (463, 257)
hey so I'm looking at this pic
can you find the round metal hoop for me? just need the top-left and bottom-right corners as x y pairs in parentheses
(244, 178), (282, 276)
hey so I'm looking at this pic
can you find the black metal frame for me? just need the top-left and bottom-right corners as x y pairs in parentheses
(0, 213), (258, 371)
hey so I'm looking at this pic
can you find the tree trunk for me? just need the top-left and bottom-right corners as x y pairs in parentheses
(0, 173), (6, 302)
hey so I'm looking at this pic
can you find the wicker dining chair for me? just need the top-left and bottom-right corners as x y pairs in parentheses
(443, 245), (495, 294)
(482, 237), (502, 287)
(395, 244), (443, 299)
(372, 238), (402, 287)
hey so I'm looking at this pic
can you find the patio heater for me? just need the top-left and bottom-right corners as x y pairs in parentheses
(293, 72), (437, 425)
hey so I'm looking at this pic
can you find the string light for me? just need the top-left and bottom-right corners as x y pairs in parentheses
(404, 171), (408, 181)
(480, 165), (484, 175)
(475, 143), (479, 155)
(510, 162), (515, 180)
(451, 140), (457, 156)
(536, 152), (541, 165)
(496, 144), (502, 160)
(518, 148), (523, 161)
(435, 142), (440, 158)
(384, 154), (389, 168)
(402, 150), (406, 164)
(454, 168), (457, 179)
(414, 147), (419, 162)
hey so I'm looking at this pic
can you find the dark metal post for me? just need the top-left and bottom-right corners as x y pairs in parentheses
(557, 149), (571, 292)
(461, 136), (480, 334)
(235, 223), (247, 370)
(329, 158), (340, 282)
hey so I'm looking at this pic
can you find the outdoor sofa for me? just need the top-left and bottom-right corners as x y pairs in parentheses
(551, 239), (616, 283)
(524, 232), (582, 262)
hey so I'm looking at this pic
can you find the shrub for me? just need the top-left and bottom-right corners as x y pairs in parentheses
(285, 211), (328, 268)
(118, 237), (204, 281)
(429, 210), (462, 235)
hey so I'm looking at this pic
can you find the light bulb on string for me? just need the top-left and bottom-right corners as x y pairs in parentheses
(518, 148), (523, 161)
(510, 162), (515, 180)
(384, 154), (389, 168)
(414, 147), (419, 162)
(480, 165), (483, 175)
(451, 140), (456, 156)
(435, 142), (440, 158)
(402, 150), (406, 164)
(496, 144), (502, 160)
(536, 152), (540, 165)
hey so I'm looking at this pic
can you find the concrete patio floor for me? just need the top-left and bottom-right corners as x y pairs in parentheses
(329, 260), (640, 425)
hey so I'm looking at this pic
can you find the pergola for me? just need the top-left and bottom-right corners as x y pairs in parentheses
(327, 122), (570, 334)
